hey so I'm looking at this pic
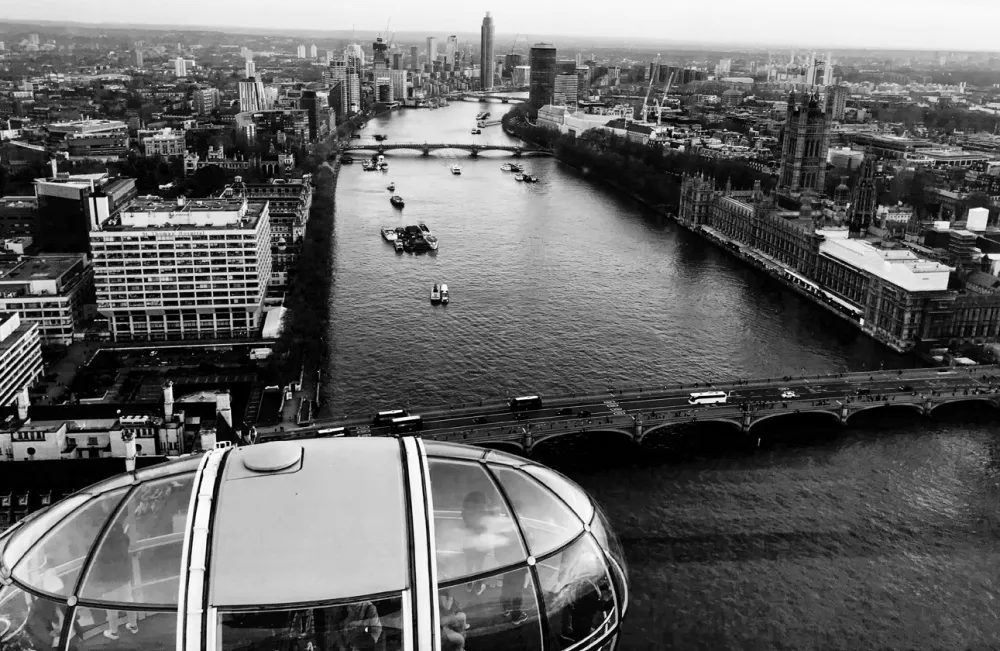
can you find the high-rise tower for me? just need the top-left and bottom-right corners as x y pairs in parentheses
(849, 155), (878, 236)
(777, 92), (832, 199)
(446, 35), (458, 67)
(480, 12), (495, 90)
(529, 43), (557, 110)
(426, 37), (438, 66)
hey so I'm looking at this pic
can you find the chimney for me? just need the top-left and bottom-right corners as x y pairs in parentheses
(16, 386), (29, 420)
(163, 381), (174, 419)
(216, 391), (233, 428)
(50, 158), (58, 177)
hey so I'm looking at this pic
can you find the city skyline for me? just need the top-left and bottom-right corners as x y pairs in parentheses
(2, 0), (1000, 51)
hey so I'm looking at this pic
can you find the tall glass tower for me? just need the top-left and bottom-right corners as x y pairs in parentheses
(481, 12), (495, 90)
(529, 43), (557, 110)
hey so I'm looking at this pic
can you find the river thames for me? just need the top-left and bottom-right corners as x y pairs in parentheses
(325, 99), (1000, 650)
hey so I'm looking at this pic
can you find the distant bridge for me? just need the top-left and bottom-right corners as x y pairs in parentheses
(261, 366), (1000, 456)
(342, 142), (552, 157)
(447, 91), (528, 103)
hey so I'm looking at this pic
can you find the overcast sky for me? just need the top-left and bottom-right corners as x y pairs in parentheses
(4, 0), (999, 51)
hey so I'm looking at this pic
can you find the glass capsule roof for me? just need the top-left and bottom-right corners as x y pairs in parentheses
(0, 438), (628, 651)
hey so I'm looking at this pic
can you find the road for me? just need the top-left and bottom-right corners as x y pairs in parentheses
(257, 366), (1000, 441)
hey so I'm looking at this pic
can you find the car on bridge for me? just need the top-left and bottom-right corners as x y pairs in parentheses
(577, 410), (592, 418)
(557, 408), (574, 416)
(780, 389), (797, 399)
(900, 384), (914, 392)
(473, 416), (487, 424)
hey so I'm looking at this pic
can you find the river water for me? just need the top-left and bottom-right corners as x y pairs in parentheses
(326, 99), (1000, 650)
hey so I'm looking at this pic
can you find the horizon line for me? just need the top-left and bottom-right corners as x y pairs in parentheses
(0, 17), (994, 54)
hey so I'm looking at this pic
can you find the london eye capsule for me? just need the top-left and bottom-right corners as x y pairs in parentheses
(0, 437), (628, 651)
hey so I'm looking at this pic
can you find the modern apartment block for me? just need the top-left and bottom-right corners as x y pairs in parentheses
(0, 255), (94, 345)
(34, 172), (138, 254)
(0, 196), (37, 238)
(90, 196), (272, 341)
(0, 312), (42, 411)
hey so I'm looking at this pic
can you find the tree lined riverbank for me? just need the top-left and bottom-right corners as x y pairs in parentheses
(501, 104), (774, 211)
(268, 156), (339, 384)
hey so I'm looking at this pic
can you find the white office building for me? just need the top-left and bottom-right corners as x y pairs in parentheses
(90, 197), (272, 341)
(0, 312), (41, 412)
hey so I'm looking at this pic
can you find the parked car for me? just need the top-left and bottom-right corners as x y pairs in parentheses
(577, 410), (592, 418)
(472, 416), (487, 424)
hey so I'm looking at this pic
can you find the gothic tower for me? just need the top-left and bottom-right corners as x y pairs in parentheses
(778, 92), (832, 200)
(849, 155), (878, 236)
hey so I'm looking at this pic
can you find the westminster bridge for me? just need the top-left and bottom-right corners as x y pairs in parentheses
(259, 366), (1000, 454)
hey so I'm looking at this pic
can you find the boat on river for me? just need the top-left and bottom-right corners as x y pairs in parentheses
(451, 165), (462, 175)
(390, 196), (405, 208)
(501, 163), (513, 171)
(514, 173), (524, 182)
(394, 239), (404, 253)
(524, 174), (539, 183)
(381, 227), (397, 241)
(430, 284), (441, 303)
(424, 235), (439, 250)
(440, 284), (450, 304)
(387, 183), (395, 191)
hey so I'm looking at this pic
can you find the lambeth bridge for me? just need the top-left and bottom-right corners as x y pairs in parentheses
(261, 366), (1000, 455)
(342, 142), (553, 157)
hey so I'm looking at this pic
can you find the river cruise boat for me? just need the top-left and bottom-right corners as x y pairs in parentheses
(451, 165), (462, 175)
(387, 183), (395, 191)
(477, 121), (487, 128)
(394, 239), (404, 253)
(510, 163), (524, 173)
(501, 163), (514, 172)
(471, 128), (481, 135)
(514, 173), (525, 182)
(390, 196), (405, 208)
(419, 223), (431, 235)
(381, 227), (397, 241)
(424, 235), (439, 250)
(430, 284), (441, 303)
(440, 284), (450, 304)
(524, 174), (539, 183)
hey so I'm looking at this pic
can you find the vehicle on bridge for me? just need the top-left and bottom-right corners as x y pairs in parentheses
(510, 395), (543, 411)
(780, 389), (797, 399)
(688, 391), (729, 405)
(374, 408), (408, 425)
(316, 427), (346, 438)
(390, 415), (423, 434)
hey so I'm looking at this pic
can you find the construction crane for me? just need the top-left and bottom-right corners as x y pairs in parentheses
(654, 71), (675, 126)
(640, 56), (660, 124)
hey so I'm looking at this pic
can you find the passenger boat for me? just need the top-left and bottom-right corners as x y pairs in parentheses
(524, 174), (539, 183)
(450, 165), (462, 175)
(424, 235), (439, 250)
(430, 284), (441, 303)
(381, 227), (397, 241)
(395, 227), (407, 238)
(514, 173), (524, 182)
(390, 196), (405, 208)
(419, 223), (431, 235)
(500, 163), (513, 171)
(440, 284), (450, 304)
(379, 162), (389, 171)
(387, 183), (395, 191)
(470, 129), (481, 135)
(394, 239), (404, 253)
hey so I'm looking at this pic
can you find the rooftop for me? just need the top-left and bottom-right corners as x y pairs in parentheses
(818, 232), (953, 292)
(101, 198), (266, 231)
(0, 255), (83, 284)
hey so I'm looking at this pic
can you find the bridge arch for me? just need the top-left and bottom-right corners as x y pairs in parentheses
(928, 396), (1000, 414)
(638, 419), (741, 444)
(529, 428), (635, 454)
(748, 409), (841, 434)
(844, 402), (924, 425)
